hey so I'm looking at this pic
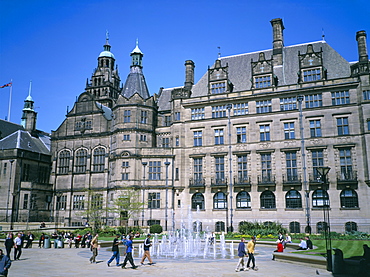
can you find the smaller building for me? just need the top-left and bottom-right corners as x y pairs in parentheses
(0, 92), (52, 227)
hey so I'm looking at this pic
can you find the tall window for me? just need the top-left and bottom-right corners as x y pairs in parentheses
(23, 194), (29, 209)
(256, 100), (272, 113)
(58, 150), (70, 174)
(192, 192), (204, 210)
(237, 155), (248, 182)
(261, 153), (272, 182)
(311, 150), (324, 180)
(91, 194), (103, 209)
(164, 116), (171, 126)
(339, 148), (353, 180)
(280, 97), (297, 111)
(215, 156), (225, 182)
(260, 190), (276, 209)
(305, 94), (322, 108)
(56, 195), (67, 210)
(286, 190), (302, 209)
(148, 192), (160, 209)
(337, 117), (349, 135)
(123, 134), (130, 141)
(148, 161), (161, 180)
(75, 149), (87, 173)
(162, 138), (170, 148)
(340, 189), (358, 208)
(191, 108), (205, 120)
(211, 82), (226, 94)
(174, 112), (181, 121)
(215, 221), (225, 232)
(332, 91), (350, 105)
(363, 90), (370, 100)
(212, 105), (227, 118)
(124, 110), (131, 123)
(233, 103), (248, 115)
(255, 75), (271, 88)
(193, 158), (203, 181)
(236, 191), (251, 208)
(309, 120), (322, 137)
(286, 152), (298, 182)
(140, 134), (147, 141)
(141, 110), (148, 124)
(260, 124), (270, 141)
(284, 122), (295, 139)
(92, 147), (105, 172)
(312, 189), (329, 207)
(121, 173), (129, 180)
(345, 222), (357, 232)
(193, 131), (202, 146)
(303, 68), (321, 82)
(73, 195), (85, 210)
(22, 164), (30, 181)
(236, 127), (246, 143)
(214, 129), (224, 145)
(213, 192), (227, 209)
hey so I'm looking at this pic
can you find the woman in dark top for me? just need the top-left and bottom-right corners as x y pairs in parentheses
(4, 233), (13, 257)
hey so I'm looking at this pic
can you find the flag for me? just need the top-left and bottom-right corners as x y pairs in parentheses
(0, 82), (12, 88)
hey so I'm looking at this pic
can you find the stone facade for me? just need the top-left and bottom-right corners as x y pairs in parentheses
(51, 19), (370, 233)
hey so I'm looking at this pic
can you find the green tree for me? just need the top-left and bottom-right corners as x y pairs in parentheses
(78, 190), (106, 233)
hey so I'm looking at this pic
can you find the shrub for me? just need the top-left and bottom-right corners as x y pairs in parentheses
(238, 221), (287, 237)
(150, 224), (163, 234)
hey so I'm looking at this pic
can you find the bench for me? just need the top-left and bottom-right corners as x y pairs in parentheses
(333, 244), (370, 276)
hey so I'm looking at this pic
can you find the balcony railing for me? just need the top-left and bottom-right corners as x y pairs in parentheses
(211, 178), (228, 187)
(337, 170), (357, 183)
(234, 176), (251, 186)
(189, 178), (205, 187)
(282, 174), (301, 184)
(257, 174), (276, 185)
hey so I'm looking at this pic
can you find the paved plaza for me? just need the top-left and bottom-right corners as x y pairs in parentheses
(5, 244), (335, 277)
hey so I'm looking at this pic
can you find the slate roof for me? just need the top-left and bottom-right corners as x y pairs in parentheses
(0, 119), (24, 139)
(0, 130), (50, 154)
(122, 66), (150, 100)
(156, 41), (351, 110)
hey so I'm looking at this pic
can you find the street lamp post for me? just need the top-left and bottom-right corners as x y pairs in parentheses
(142, 162), (147, 227)
(164, 160), (171, 231)
(227, 103), (233, 232)
(316, 166), (332, 272)
(6, 160), (14, 223)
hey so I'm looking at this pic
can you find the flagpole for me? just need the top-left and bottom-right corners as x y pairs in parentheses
(7, 80), (13, 122)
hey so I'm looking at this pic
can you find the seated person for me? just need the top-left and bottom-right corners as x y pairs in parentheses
(305, 236), (313, 249)
(297, 238), (307, 250)
(283, 233), (292, 248)
(274, 241), (284, 252)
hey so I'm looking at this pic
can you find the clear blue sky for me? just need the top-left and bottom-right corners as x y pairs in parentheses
(1, 0), (369, 133)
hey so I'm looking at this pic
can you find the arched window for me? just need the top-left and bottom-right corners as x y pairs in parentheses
(289, 221), (300, 233)
(215, 221), (225, 232)
(236, 191), (251, 208)
(92, 147), (105, 172)
(192, 193), (204, 210)
(58, 150), (70, 174)
(345, 221), (357, 232)
(312, 189), (329, 207)
(340, 189), (358, 208)
(260, 190), (276, 209)
(286, 190), (302, 209)
(193, 221), (202, 232)
(75, 149), (88, 173)
(317, 221), (328, 234)
(213, 192), (227, 209)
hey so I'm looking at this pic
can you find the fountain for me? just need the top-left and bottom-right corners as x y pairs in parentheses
(138, 205), (236, 260)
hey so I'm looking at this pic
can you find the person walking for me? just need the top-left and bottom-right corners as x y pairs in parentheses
(38, 233), (45, 248)
(13, 233), (23, 260)
(246, 236), (258, 271)
(235, 237), (248, 272)
(4, 233), (13, 258)
(89, 234), (99, 264)
(107, 234), (122, 267)
(0, 249), (11, 277)
(141, 234), (155, 265)
(25, 232), (34, 248)
(121, 235), (138, 269)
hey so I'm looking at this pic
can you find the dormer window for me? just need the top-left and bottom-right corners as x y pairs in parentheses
(298, 44), (326, 83)
(211, 81), (226, 94)
(303, 68), (321, 82)
(208, 59), (233, 94)
(254, 75), (272, 88)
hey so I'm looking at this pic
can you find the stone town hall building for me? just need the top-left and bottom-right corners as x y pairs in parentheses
(50, 18), (370, 233)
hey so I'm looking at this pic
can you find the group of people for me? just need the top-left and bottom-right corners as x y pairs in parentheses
(235, 236), (258, 272)
(298, 236), (313, 250)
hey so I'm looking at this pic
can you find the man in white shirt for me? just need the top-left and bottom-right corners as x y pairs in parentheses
(14, 233), (23, 260)
(297, 238), (307, 250)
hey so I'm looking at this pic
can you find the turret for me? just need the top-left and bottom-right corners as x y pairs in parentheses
(21, 81), (37, 131)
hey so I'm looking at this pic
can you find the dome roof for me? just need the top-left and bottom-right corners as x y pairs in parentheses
(99, 50), (115, 59)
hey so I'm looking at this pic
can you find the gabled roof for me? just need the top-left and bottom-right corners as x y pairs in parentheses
(0, 130), (51, 154)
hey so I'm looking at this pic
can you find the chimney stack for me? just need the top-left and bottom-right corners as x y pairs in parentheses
(270, 18), (285, 66)
(356, 30), (369, 62)
(184, 60), (195, 89)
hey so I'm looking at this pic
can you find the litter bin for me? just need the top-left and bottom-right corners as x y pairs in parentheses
(44, 236), (51, 248)
(58, 239), (64, 248)
(332, 248), (345, 274)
